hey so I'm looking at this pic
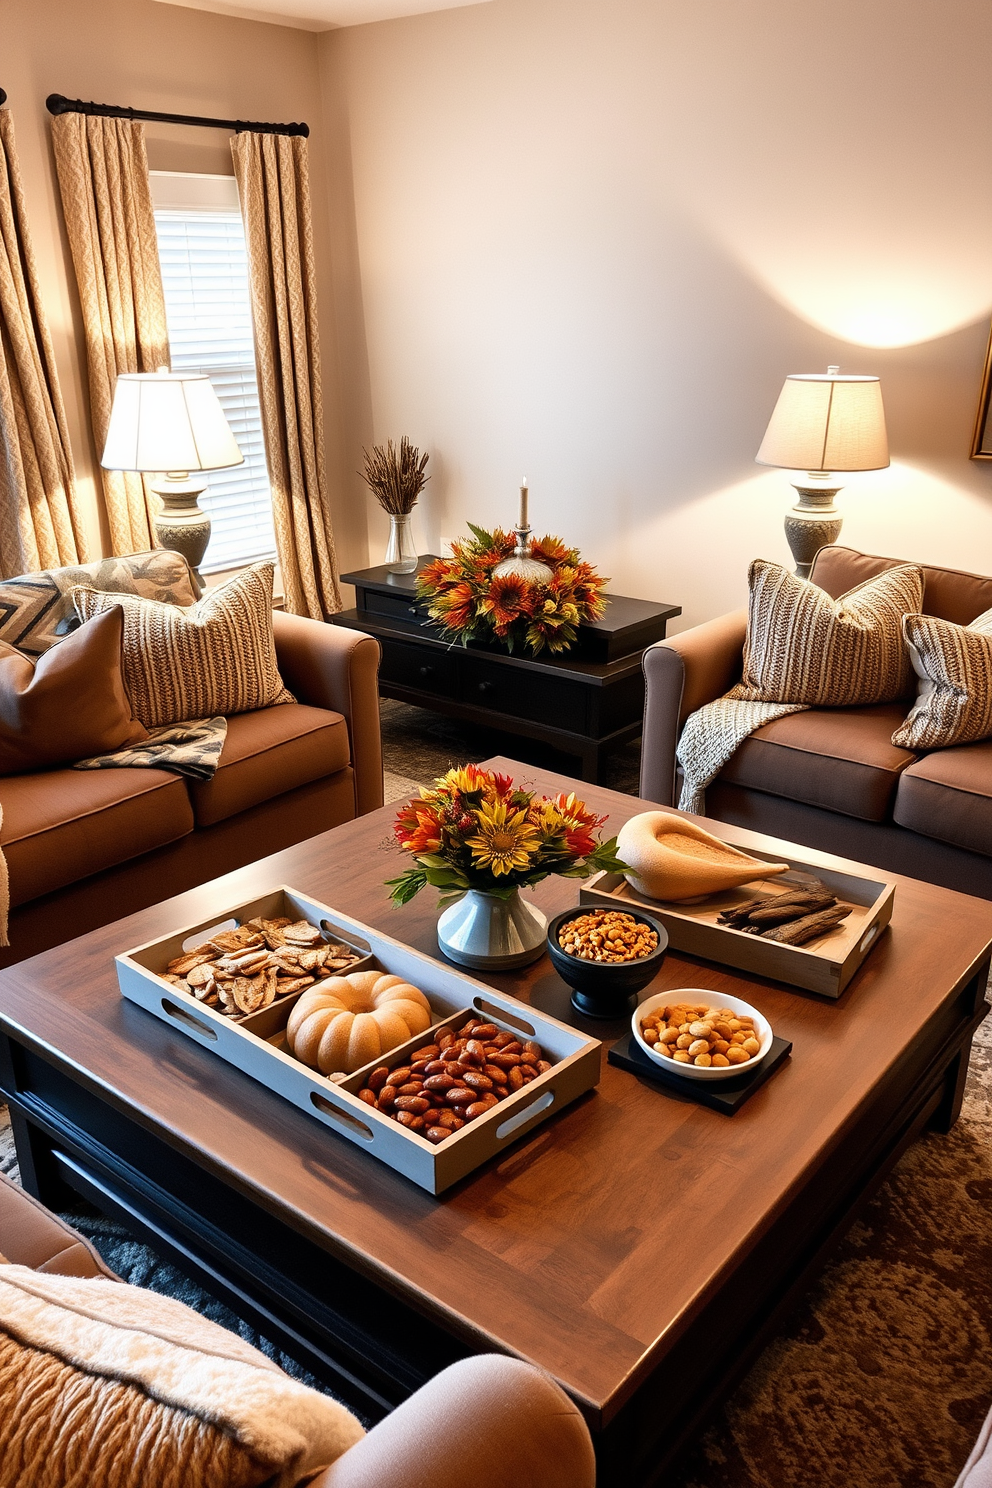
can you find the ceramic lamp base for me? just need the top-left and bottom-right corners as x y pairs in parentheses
(437, 889), (548, 970)
(786, 479), (844, 580)
(152, 475), (210, 593)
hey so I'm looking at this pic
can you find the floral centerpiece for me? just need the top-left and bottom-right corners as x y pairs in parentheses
(415, 525), (608, 656)
(387, 764), (626, 969)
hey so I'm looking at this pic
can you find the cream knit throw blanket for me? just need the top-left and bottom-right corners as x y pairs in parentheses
(0, 1264), (364, 1487)
(676, 695), (808, 814)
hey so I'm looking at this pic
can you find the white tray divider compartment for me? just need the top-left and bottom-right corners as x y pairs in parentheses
(116, 886), (601, 1194)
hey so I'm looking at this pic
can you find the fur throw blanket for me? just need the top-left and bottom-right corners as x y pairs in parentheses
(0, 1264), (363, 1488)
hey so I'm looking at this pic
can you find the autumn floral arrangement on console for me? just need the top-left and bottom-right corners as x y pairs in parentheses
(416, 525), (607, 656)
(387, 764), (626, 969)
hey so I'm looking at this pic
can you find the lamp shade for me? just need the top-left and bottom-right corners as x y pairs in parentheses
(756, 370), (889, 473)
(101, 371), (244, 473)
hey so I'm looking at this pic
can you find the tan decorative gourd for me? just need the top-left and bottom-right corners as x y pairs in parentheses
(285, 970), (432, 1075)
(617, 811), (789, 901)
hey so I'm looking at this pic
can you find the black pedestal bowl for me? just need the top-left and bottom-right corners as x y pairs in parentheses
(546, 907), (669, 1019)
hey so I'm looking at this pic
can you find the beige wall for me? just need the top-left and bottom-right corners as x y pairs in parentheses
(320, 0), (992, 629)
(2, 0), (368, 573)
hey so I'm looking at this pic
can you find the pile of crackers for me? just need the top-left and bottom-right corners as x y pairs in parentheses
(162, 916), (363, 1018)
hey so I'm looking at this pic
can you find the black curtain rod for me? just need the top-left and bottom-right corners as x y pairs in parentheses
(45, 93), (308, 138)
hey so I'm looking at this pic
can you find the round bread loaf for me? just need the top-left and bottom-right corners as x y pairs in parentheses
(285, 970), (432, 1074)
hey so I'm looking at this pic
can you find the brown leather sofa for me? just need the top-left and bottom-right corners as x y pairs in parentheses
(0, 611), (384, 969)
(0, 1171), (596, 1488)
(640, 545), (992, 898)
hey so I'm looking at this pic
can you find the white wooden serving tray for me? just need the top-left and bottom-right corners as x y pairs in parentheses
(116, 886), (601, 1195)
(581, 842), (895, 998)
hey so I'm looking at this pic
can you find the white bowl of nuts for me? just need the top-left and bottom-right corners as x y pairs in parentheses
(632, 990), (773, 1080)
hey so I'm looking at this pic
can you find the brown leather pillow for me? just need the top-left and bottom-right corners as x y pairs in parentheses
(0, 608), (148, 774)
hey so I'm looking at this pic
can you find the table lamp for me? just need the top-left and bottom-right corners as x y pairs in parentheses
(755, 366), (889, 578)
(102, 369), (244, 588)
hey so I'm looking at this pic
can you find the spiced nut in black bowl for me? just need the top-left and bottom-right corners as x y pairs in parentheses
(547, 907), (668, 1019)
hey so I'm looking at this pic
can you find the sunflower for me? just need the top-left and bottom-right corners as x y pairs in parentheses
(438, 763), (488, 796)
(465, 799), (540, 876)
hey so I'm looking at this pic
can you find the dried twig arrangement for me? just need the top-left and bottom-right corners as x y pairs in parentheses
(360, 437), (430, 515)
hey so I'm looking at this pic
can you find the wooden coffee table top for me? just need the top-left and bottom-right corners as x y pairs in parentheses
(1, 758), (990, 1427)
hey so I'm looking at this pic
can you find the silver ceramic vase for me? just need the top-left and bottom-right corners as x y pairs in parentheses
(436, 889), (548, 970)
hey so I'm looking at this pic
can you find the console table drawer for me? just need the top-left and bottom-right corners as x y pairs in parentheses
(360, 590), (429, 626)
(460, 658), (588, 733)
(379, 637), (457, 697)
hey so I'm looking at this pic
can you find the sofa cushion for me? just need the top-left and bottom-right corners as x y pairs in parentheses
(0, 1265), (363, 1488)
(892, 609), (992, 751)
(811, 545), (992, 625)
(189, 703), (350, 827)
(732, 559), (922, 706)
(893, 742), (992, 855)
(0, 550), (198, 658)
(0, 609), (147, 774)
(0, 769), (194, 907)
(718, 703), (917, 822)
(72, 563), (294, 728)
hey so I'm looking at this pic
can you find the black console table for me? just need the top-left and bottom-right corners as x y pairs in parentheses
(333, 560), (680, 782)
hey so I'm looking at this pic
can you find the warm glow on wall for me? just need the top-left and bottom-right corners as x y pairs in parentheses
(748, 266), (992, 350)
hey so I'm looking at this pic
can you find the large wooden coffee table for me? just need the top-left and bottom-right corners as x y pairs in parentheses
(1, 760), (989, 1487)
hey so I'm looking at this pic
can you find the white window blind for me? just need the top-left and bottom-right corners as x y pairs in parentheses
(151, 174), (276, 573)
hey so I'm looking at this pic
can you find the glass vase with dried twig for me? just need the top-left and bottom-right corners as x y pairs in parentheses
(360, 437), (430, 574)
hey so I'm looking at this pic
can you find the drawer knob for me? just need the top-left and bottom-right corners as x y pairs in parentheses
(408, 605), (419, 616)
(419, 665), (434, 678)
(478, 681), (494, 694)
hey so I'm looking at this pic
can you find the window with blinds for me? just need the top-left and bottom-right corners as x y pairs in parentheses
(150, 172), (276, 573)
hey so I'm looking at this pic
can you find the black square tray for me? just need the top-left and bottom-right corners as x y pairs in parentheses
(608, 1030), (792, 1114)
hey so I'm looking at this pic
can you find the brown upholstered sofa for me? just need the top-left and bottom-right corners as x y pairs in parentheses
(0, 1171), (596, 1488)
(0, 608), (384, 970)
(640, 545), (992, 898)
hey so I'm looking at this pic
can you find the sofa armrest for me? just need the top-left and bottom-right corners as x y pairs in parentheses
(313, 1355), (595, 1488)
(0, 1172), (118, 1280)
(640, 609), (747, 806)
(273, 613), (383, 818)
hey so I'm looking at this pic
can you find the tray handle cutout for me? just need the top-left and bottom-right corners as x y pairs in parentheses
(472, 997), (536, 1039)
(319, 920), (372, 956)
(310, 1092), (375, 1142)
(182, 919), (237, 953)
(859, 923), (880, 955)
(496, 1088), (555, 1140)
(161, 998), (219, 1042)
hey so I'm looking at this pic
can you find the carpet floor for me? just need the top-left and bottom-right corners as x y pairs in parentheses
(1, 702), (990, 1485)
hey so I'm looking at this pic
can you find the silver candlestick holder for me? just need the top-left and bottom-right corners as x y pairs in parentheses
(493, 480), (553, 583)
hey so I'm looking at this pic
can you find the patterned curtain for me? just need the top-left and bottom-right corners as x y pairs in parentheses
(0, 109), (87, 576)
(231, 132), (341, 619)
(51, 113), (169, 556)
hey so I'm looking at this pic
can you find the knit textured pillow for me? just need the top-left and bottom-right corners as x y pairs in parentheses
(0, 1263), (364, 1488)
(72, 562), (294, 729)
(730, 558), (923, 707)
(891, 608), (992, 750)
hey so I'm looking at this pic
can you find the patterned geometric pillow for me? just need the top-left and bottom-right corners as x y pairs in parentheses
(891, 608), (992, 750)
(72, 562), (294, 728)
(0, 550), (198, 657)
(731, 558), (924, 707)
